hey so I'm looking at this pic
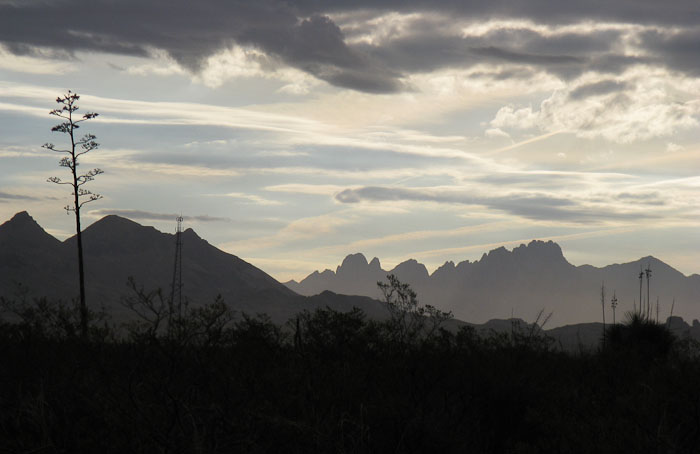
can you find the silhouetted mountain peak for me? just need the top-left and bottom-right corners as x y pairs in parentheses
(86, 214), (144, 234)
(369, 257), (382, 270)
(311, 269), (335, 278)
(455, 260), (472, 271)
(637, 255), (663, 267)
(182, 227), (204, 243)
(0, 211), (60, 248)
(480, 246), (509, 263)
(69, 215), (167, 256)
(9, 210), (32, 223)
(432, 260), (457, 279)
(478, 240), (567, 267)
(337, 253), (369, 275)
(515, 240), (566, 261)
(391, 259), (429, 280)
(3, 211), (41, 230)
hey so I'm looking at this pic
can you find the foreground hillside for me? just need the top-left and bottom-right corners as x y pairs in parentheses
(1, 298), (699, 453)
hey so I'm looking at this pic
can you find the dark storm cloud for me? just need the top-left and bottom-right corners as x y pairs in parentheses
(1, 0), (699, 92)
(335, 186), (654, 222)
(89, 209), (230, 222)
(569, 80), (629, 100)
(359, 28), (619, 79)
(295, 0), (700, 27)
(0, 0), (400, 92)
(641, 29), (700, 76)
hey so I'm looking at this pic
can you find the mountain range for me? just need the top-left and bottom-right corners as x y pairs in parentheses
(285, 241), (700, 326)
(2, 211), (699, 332)
(0, 212), (386, 322)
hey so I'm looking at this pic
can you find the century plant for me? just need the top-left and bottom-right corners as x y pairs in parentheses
(600, 282), (606, 346)
(43, 91), (103, 339)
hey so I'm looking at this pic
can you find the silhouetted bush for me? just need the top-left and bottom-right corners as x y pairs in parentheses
(605, 312), (676, 361)
(1, 285), (700, 453)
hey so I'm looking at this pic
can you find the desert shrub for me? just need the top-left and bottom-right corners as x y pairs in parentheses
(3, 281), (700, 453)
(605, 312), (676, 361)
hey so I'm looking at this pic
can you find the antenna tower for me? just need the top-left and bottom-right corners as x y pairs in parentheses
(638, 267), (644, 317)
(170, 216), (184, 311)
(645, 263), (652, 320)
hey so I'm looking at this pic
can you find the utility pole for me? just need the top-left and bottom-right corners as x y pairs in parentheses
(656, 297), (659, 323)
(645, 264), (652, 321)
(638, 267), (644, 318)
(169, 215), (184, 331)
(601, 282), (606, 347)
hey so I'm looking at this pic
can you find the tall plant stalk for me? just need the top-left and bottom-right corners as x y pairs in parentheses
(43, 91), (102, 338)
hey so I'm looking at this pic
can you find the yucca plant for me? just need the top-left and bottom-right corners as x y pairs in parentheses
(605, 311), (676, 360)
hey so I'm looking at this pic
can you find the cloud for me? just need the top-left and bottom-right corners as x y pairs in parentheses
(303, 221), (515, 257)
(3, 1), (700, 92)
(666, 142), (684, 153)
(0, 191), (40, 201)
(212, 192), (282, 206)
(490, 105), (540, 130)
(489, 70), (700, 143)
(313, 2), (700, 27)
(484, 128), (511, 139)
(614, 192), (665, 205)
(221, 211), (356, 252)
(641, 29), (700, 76)
(88, 209), (230, 222)
(568, 79), (629, 99)
(404, 226), (640, 261)
(0, 2), (401, 93)
(334, 186), (659, 223)
(265, 184), (347, 195)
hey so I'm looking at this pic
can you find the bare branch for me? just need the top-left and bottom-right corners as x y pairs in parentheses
(51, 122), (73, 133)
(58, 157), (73, 168)
(75, 133), (97, 145)
(74, 112), (98, 123)
(47, 176), (72, 185)
(49, 109), (69, 119)
(76, 168), (104, 186)
(78, 192), (103, 208)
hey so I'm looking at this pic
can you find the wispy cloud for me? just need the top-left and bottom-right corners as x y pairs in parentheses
(88, 209), (230, 222)
(265, 184), (348, 195)
(221, 211), (357, 253)
(0, 191), (40, 201)
(406, 226), (641, 261)
(334, 185), (664, 223)
(207, 192), (282, 206)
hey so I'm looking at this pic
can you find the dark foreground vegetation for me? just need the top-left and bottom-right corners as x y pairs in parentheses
(2, 280), (700, 453)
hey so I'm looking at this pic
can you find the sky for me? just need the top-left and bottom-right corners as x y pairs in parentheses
(0, 0), (699, 282)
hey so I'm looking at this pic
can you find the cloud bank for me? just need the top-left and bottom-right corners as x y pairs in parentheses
(1, 1), (700, 93)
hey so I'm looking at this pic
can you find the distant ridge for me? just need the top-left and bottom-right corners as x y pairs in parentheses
(2, 212), (698, 327)
(0, 212), (386, 322)
(285, 240), (700, 326)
